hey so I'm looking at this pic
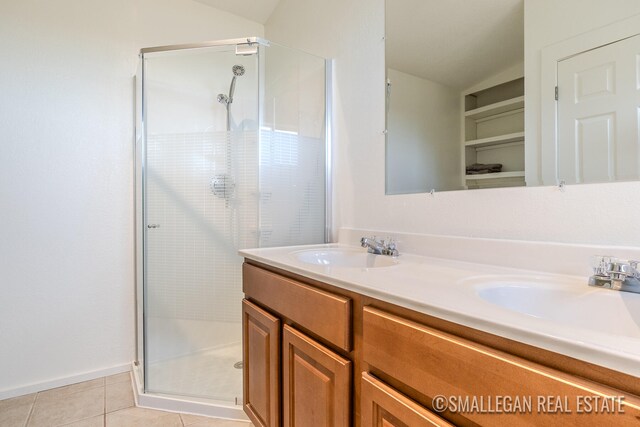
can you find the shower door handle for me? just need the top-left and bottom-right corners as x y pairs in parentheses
(147, 224), (161, 229)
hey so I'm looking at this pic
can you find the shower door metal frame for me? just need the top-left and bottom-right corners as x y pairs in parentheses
(134, 36), (333, 395)
(135, 51), (149, 391)
(140, 37), (270, 54)
(325, 59), (333, 242)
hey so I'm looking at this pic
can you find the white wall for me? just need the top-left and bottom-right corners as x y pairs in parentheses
(267, 0), (640, 247)
(0, 0), (262, 397)
(386, 68), (461, 194)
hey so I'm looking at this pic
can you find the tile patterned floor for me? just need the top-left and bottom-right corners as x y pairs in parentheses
(0, 373), (252, 427)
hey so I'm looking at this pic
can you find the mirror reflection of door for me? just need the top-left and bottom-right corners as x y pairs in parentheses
(557, 34), (640, 184)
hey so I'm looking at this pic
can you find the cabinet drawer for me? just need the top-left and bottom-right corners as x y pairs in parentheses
(363, 306), (640, 426)
(361, 372), (454, 427)
(243, 263), (351, 351)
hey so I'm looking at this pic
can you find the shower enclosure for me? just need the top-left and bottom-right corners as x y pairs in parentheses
(134, 37), (329, 418)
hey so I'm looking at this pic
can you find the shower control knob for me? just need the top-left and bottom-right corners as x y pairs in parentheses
(147, 224), (160, 229)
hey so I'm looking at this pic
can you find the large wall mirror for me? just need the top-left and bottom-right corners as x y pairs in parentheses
(386, 0), (640, 195)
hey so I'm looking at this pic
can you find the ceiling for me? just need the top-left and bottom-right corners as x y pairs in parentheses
(192, 0), (281, 24)
(192, 0), (524, 90)
(386, 0), (524, 89)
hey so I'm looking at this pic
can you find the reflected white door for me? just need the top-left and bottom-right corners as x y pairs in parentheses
(557, 34), (640, 184)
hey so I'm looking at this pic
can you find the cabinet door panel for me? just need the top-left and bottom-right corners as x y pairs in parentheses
(283, 324), (351, 427)
(243, 299), (280, 427)
(361, 372), (454, 427)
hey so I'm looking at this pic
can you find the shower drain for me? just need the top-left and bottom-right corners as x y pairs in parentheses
(234, 361), (243, 369)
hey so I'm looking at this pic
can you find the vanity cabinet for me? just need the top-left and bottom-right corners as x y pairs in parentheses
(242, 260), (640, 427)
(242, 263), (353, 427)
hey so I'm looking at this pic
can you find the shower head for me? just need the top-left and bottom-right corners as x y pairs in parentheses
(228, 65), (245, 104)
(217, 93), (229, 105)
(232, 65), (245, 77)
(219, 65), (245, 116)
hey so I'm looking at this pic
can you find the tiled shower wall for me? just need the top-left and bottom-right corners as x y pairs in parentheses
(145, 128), (325, 323)
(143, 43), (327, 327)
(146, 130), (258, 323)
(259, 129), (326, 247)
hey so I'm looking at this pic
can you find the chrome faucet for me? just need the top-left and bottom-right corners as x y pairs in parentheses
(588, 256), (640, 294)
(360, 236), (399, 257)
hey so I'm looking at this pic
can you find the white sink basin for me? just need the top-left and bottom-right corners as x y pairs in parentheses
(291, 248), (398, 269)
(472, 276), (640, 338)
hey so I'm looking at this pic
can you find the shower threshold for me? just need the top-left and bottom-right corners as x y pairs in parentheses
(131, 362), (248, 421)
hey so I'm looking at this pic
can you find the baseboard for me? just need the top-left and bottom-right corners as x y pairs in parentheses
(0, 363), (131, 400)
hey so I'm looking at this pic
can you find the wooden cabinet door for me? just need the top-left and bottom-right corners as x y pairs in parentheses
(361, 372), (454, 427)
(243, 299), (280, 427)
(282, 324), (351, 427)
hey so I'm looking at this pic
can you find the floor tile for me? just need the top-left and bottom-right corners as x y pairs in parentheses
(106, 380), (134, 413)
(1, 373), (251, 427)
(0, 394), (36, 427)
(181, 414), (252, 426)
(0, 394), (36, 411)
(106, 407), (182, 427)
(36, 378), (105, 403)
(59, 415), (104, 427)
(27, 386), (104, 427)
(185, 422), (252, 427)
(105, 372), (131, 385)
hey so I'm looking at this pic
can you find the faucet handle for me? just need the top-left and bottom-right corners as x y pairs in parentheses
(630, 261), (640, 279)
(607, 261), (632, 281)
(384, 238), (399, 257)
(591, 255), (615, 276)
(386, 238), (396, 250)
(610, 259), (640, 279)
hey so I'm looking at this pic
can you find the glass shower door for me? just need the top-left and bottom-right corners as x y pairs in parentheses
(142, 45), (259, 402)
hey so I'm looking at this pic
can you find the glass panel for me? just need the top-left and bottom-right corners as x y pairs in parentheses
(138, 39), (328, 406)
(259, 43), (327, 247)
(142, 45), (259, 402)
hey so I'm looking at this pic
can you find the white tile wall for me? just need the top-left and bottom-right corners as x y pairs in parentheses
(258, 129), (326, 247)
(146, 130), (258, 323)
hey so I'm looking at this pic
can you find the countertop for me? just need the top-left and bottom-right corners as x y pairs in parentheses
(240, 243), (640, 378)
